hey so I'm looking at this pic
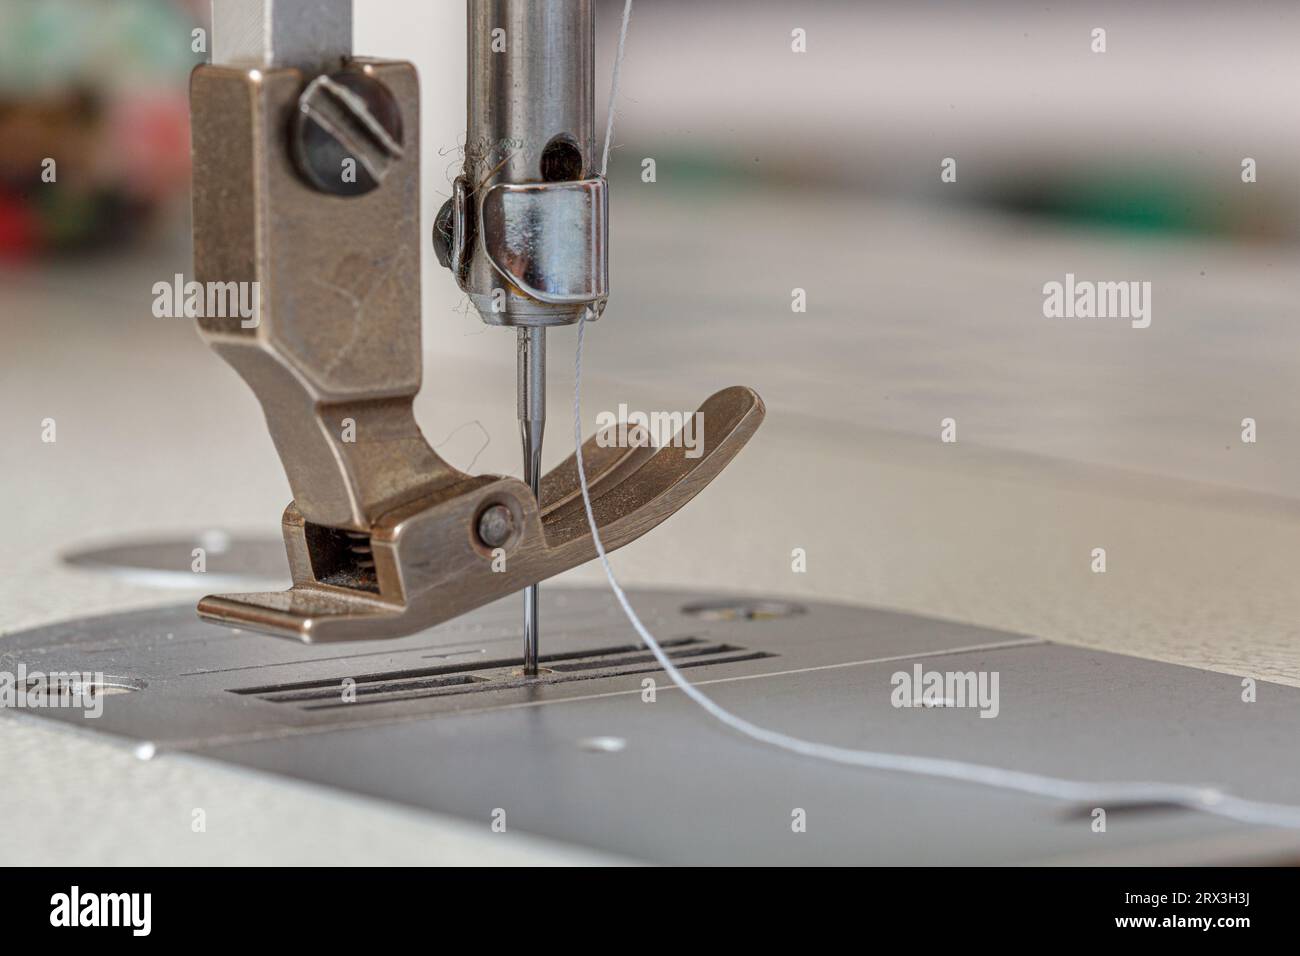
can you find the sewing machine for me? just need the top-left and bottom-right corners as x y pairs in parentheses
(7, 0), (1300, 868)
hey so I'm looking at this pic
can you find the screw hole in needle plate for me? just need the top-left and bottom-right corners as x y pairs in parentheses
(681, 600), (806, 622)
(577, 736), (627, 753)
(62, 533), (290, 590)
(15, 675), (144, 697)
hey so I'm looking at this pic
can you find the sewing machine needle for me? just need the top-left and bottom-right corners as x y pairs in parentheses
(518, 327), (546, 676)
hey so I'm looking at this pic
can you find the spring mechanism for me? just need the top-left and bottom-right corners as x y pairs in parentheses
(346, 531), (375, 570)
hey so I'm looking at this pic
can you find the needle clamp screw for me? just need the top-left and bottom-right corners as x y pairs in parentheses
(292, 68), (404, 197)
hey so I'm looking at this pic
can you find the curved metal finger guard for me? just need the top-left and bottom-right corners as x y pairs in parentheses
(190, 60), (764, 643)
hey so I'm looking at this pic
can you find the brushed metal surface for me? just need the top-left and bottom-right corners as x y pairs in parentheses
(212, 0), (353, 73)
(6, 589), (1297, 864)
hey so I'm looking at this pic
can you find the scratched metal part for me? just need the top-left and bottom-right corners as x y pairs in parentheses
(5, 588), (1299, 865)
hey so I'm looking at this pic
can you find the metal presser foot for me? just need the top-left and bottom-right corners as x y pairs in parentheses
(190, 0), (764, 647)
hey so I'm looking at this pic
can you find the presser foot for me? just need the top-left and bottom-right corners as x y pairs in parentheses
(198, 387), (764, 643)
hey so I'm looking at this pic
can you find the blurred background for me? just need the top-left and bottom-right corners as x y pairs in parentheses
(6, 0), (1300, 683)
(0, 0), (201, 255)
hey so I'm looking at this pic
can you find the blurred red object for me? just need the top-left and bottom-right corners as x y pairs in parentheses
(107, 93), (192, 203)
(0, 190), (40, 259)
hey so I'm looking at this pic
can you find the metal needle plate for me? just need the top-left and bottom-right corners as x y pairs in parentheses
(6, 589), (1300, 865)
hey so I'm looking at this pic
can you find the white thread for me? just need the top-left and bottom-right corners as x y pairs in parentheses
(574, 0), (1300, 830)
(600, 0), (634, 179)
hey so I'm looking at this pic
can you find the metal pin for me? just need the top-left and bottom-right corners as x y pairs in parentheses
(518, 327), (546, 676)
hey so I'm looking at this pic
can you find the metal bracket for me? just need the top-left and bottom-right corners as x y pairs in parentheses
(438, 175), (608, 308)
(479, 178), (609, 306)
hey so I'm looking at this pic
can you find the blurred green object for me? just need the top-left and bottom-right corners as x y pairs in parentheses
(0, 0), (199, 95)
(984, 163), (1291, 241)
(996, 170), (1210, 235)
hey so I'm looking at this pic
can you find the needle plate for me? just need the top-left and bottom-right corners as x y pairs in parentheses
(6, 589), (1300, 864)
